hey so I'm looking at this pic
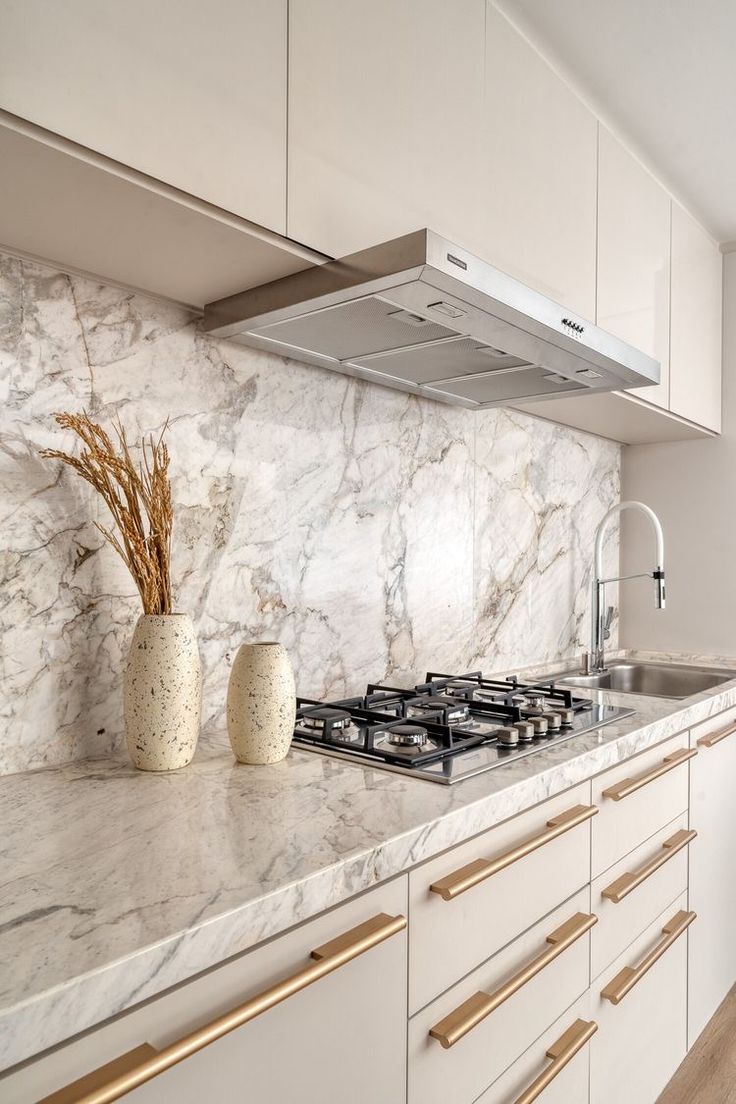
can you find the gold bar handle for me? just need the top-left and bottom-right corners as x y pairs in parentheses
(429, 803), (598, 901)
(600, 909), (695, 1005)
(698, 722), (736, 748)
(38, 912), (407, 1104)
(512, 1019), (598, 1104)
(602, 747), (696, 801)
(601, 828), (696, 903)
(429, 911), (597, 1049)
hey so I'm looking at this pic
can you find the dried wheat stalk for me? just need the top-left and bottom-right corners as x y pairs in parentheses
(41, 412), (174, 615)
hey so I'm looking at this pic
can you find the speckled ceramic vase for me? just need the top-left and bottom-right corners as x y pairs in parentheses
(124, 614), (202, 771)
(226, 642), (296, 765)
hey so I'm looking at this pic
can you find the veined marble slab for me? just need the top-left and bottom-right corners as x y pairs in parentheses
(1, 250), (619, 776)
(2, 666), (736, 1072)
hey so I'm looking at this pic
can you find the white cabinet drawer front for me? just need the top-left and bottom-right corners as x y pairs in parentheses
(2, 880), (408, 1104)
(688, 706), (736, 1045)
(409, 782), (593, 1012)
(476, 993), (593, 1104)
(590, 893), (690, 1104)
(591, 812), (691, 980)
(592, 733), (692, 876)
(408, 888), (593, 1104)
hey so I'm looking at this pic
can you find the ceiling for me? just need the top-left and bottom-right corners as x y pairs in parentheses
(495, 0), (736, 245)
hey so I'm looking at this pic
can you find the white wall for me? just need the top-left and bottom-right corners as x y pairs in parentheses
(620, 251), (731, 657)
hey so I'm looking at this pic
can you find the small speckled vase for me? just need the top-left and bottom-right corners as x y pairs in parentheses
(124, 614), (202, 771)
(226, 642), (296, 765)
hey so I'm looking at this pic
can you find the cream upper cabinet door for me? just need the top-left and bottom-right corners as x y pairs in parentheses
(669, 202), (723, 431)
(597, 127), (671, 409)
(479, 6), (598, 319)
(0, 0), (287, 232)
(287, 0), (486, 258)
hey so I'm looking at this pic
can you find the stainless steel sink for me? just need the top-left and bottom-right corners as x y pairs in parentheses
(555, 661), (734, 699)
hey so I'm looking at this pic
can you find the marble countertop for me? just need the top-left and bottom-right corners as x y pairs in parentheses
(3, 655), (736, 1072)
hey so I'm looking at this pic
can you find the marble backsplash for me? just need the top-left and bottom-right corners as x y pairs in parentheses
(0, 252), (620, 775)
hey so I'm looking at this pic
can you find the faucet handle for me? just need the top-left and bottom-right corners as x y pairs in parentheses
(603, 605), (615, 640)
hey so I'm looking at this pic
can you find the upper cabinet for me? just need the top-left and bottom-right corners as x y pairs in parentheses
(669, 203), (723, 432)
(287, 2), (597, 320)
(287, 0), (487, 259)
(516, 132), (723, 443)
(479, 6), (597, 319)
(596, 128), (671, 409)
(0, 0), (723, 441)
(0, 0), (287, 233)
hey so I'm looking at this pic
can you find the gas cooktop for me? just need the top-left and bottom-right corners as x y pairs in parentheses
(292, 670), (635, 784)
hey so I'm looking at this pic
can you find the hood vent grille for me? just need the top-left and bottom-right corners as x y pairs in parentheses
(204, 230), (660, 409)
(249, 295), (459, 361)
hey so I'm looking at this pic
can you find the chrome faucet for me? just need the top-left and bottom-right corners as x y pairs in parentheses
(589, 500), (666, 673)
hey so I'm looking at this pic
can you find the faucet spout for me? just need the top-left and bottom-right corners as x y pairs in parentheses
(590, 500), (666, 671)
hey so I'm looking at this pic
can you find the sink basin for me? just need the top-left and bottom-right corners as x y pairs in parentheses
(555, 661), (734, 699)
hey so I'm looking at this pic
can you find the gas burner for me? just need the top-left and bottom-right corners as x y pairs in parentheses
(472, 688), (507, 704)
(301, 706), (351, 733)
(407, 695), (470, 724)
(523, 692), (547, 710)
(386, 723), (428, 748)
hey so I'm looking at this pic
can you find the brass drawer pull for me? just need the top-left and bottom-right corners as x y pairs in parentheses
(37, 912), (406, 1104)
(601, 828), (696, 903)
(698, 722), (736, 748)
(512, 1018), (598, 1104)
(600, 909), (695, 1005)
(429, 803), (598, 901)
(429, 911), (597, 1049)
(602, 747), (696, 801)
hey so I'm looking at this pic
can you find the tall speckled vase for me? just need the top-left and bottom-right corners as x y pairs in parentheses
(227, 642), (296, 765)
(124, 614), (202, 771)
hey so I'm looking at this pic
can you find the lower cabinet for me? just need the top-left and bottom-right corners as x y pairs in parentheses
(2, 879), (408, 1104)
(688, 708), (736, 1045)
(590, 893), (691, 1104)
(408, 888), (593, 1104)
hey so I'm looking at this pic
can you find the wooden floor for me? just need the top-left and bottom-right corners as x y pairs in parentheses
(657, 985), (736, 1103)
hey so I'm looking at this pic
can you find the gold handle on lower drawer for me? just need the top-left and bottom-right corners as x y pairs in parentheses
(429, 911), (597, 1049)
(429, 803), (598, 900)
(37, 912), (406, 1104)
(600, 909), (696, 1005)
(601, 828), (696, 903)
(698, 722), (736, 748)
(512, 1018), (598, 1104)
(602, 747), (696, 801)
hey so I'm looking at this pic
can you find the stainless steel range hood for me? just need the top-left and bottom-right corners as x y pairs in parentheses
(203, 229), (660, 408)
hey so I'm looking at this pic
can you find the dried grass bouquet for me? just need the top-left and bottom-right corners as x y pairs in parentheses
(41, 412), (174, 615)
